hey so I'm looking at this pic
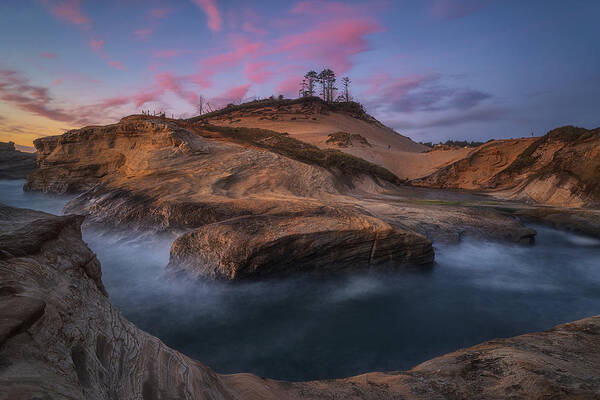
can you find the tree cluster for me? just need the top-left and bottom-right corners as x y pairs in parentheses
(300, 68), (352, 103)
(419, 139), (490, 148)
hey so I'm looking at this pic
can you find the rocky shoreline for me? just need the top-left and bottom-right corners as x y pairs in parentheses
(1, 203), (599, 399)
(22, 115), (549, 280)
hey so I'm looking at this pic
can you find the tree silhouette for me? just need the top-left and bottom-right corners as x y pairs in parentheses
(318, 68), (336, 102)
(300, 70), (318, 97)
(341, 77), (351, 102)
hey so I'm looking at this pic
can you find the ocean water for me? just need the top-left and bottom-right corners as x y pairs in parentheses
(2, 179), (600, 381)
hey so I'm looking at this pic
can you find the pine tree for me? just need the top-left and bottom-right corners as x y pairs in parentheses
(299, 77), (308, 97)
(305, 70), (318, 97)
(341, 77), (351, 102)
(318, 69), (336, 102)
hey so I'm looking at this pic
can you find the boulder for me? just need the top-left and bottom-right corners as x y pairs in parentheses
(167, 213), (434, 280)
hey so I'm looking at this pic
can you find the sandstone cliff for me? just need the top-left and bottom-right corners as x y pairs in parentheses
(24, 114), (546, 279)
(25, 116), (437, 279)
(1, 203), (599, 399)
(0, 141), (36, 179)
(413, 126), (600, 207)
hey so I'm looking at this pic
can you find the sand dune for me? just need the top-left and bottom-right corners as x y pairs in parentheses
(203, 100), (467, 180)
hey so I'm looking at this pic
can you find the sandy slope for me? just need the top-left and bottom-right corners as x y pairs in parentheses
(205, 102), (468, 180)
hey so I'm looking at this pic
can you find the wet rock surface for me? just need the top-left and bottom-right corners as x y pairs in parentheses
(168, 212), (434, 280)
(1, 203), (599, 399)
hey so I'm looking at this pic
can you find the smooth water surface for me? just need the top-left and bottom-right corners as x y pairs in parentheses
(2, 180), (599, 381)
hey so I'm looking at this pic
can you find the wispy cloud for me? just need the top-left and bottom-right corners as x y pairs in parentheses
(87, 39), (126, 70)
(244, 61), (274, 84)
(366, 73), (492, 113)
(191, 0), (222, 32)
(133, 28), (153, 39)
(0, 69), (135, 125)
(43, 0), (91, 27)
(152, 49), (182, 59)
(211, 84), (251, 106)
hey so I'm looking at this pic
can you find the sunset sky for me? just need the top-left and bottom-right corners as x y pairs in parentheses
(1, 0), (599, 149)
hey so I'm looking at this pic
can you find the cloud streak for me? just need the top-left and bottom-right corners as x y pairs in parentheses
(0, 69), (138, 126)
(366, 73), (492, 113)
(192, 0), (222, 32)
(87, 39), (126, 70)
(43, 0), (91, 27)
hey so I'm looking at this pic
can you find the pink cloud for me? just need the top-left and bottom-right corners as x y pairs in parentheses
(155, 72), (199, 106)
(107, 60), (126, 70)
(87, 39), (104, 51)
(242, 21), (267, 36)
(211, 84), (251, 106)
(192, 0), (222, 32)
(152, 49), (181, 58)
(192, 38), (263, 87)
(291, 1), (358, 16)
(276, 18), (381, 72)
(275, 75), (301, 97)
(44, 0), (91, 27)
(238, 8), (267, 35)
(365, 73), (435, 98)
(0, 69), (75, 122)
(87, 39), (126, 71)
(244, 61), (274, 84)
(133, 89), (163, 108)
(40, 52), (59, 59)
(134, 28), (153, 39)
(0, 69), (149, 126)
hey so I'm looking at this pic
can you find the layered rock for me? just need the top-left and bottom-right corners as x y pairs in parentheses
(1, 203), (599, 399)
(413, 126), (600, 207)
(0, 204), (232, 399)
(0, 141), (36, 179)
(24, 116), (438, 279)
(168, 212), (433, 280)
(512, 207), (600, 238)
(23, 115), (547, 280)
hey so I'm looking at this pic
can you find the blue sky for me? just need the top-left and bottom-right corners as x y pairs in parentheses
(1, 0), (599, 147)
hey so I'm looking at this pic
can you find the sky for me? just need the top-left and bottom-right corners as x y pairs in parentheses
(1, 0), (599, 149)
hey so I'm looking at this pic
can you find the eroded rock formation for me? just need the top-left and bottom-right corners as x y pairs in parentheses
(1, 203), (599, 399)
(413, 126), (600, 207)
(24, 113), (546, 279)
(24, 116), (438, 279)
(0, 141), (36, 179)
(0, 204), (232, 399)
(168, 212), (433, 280)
